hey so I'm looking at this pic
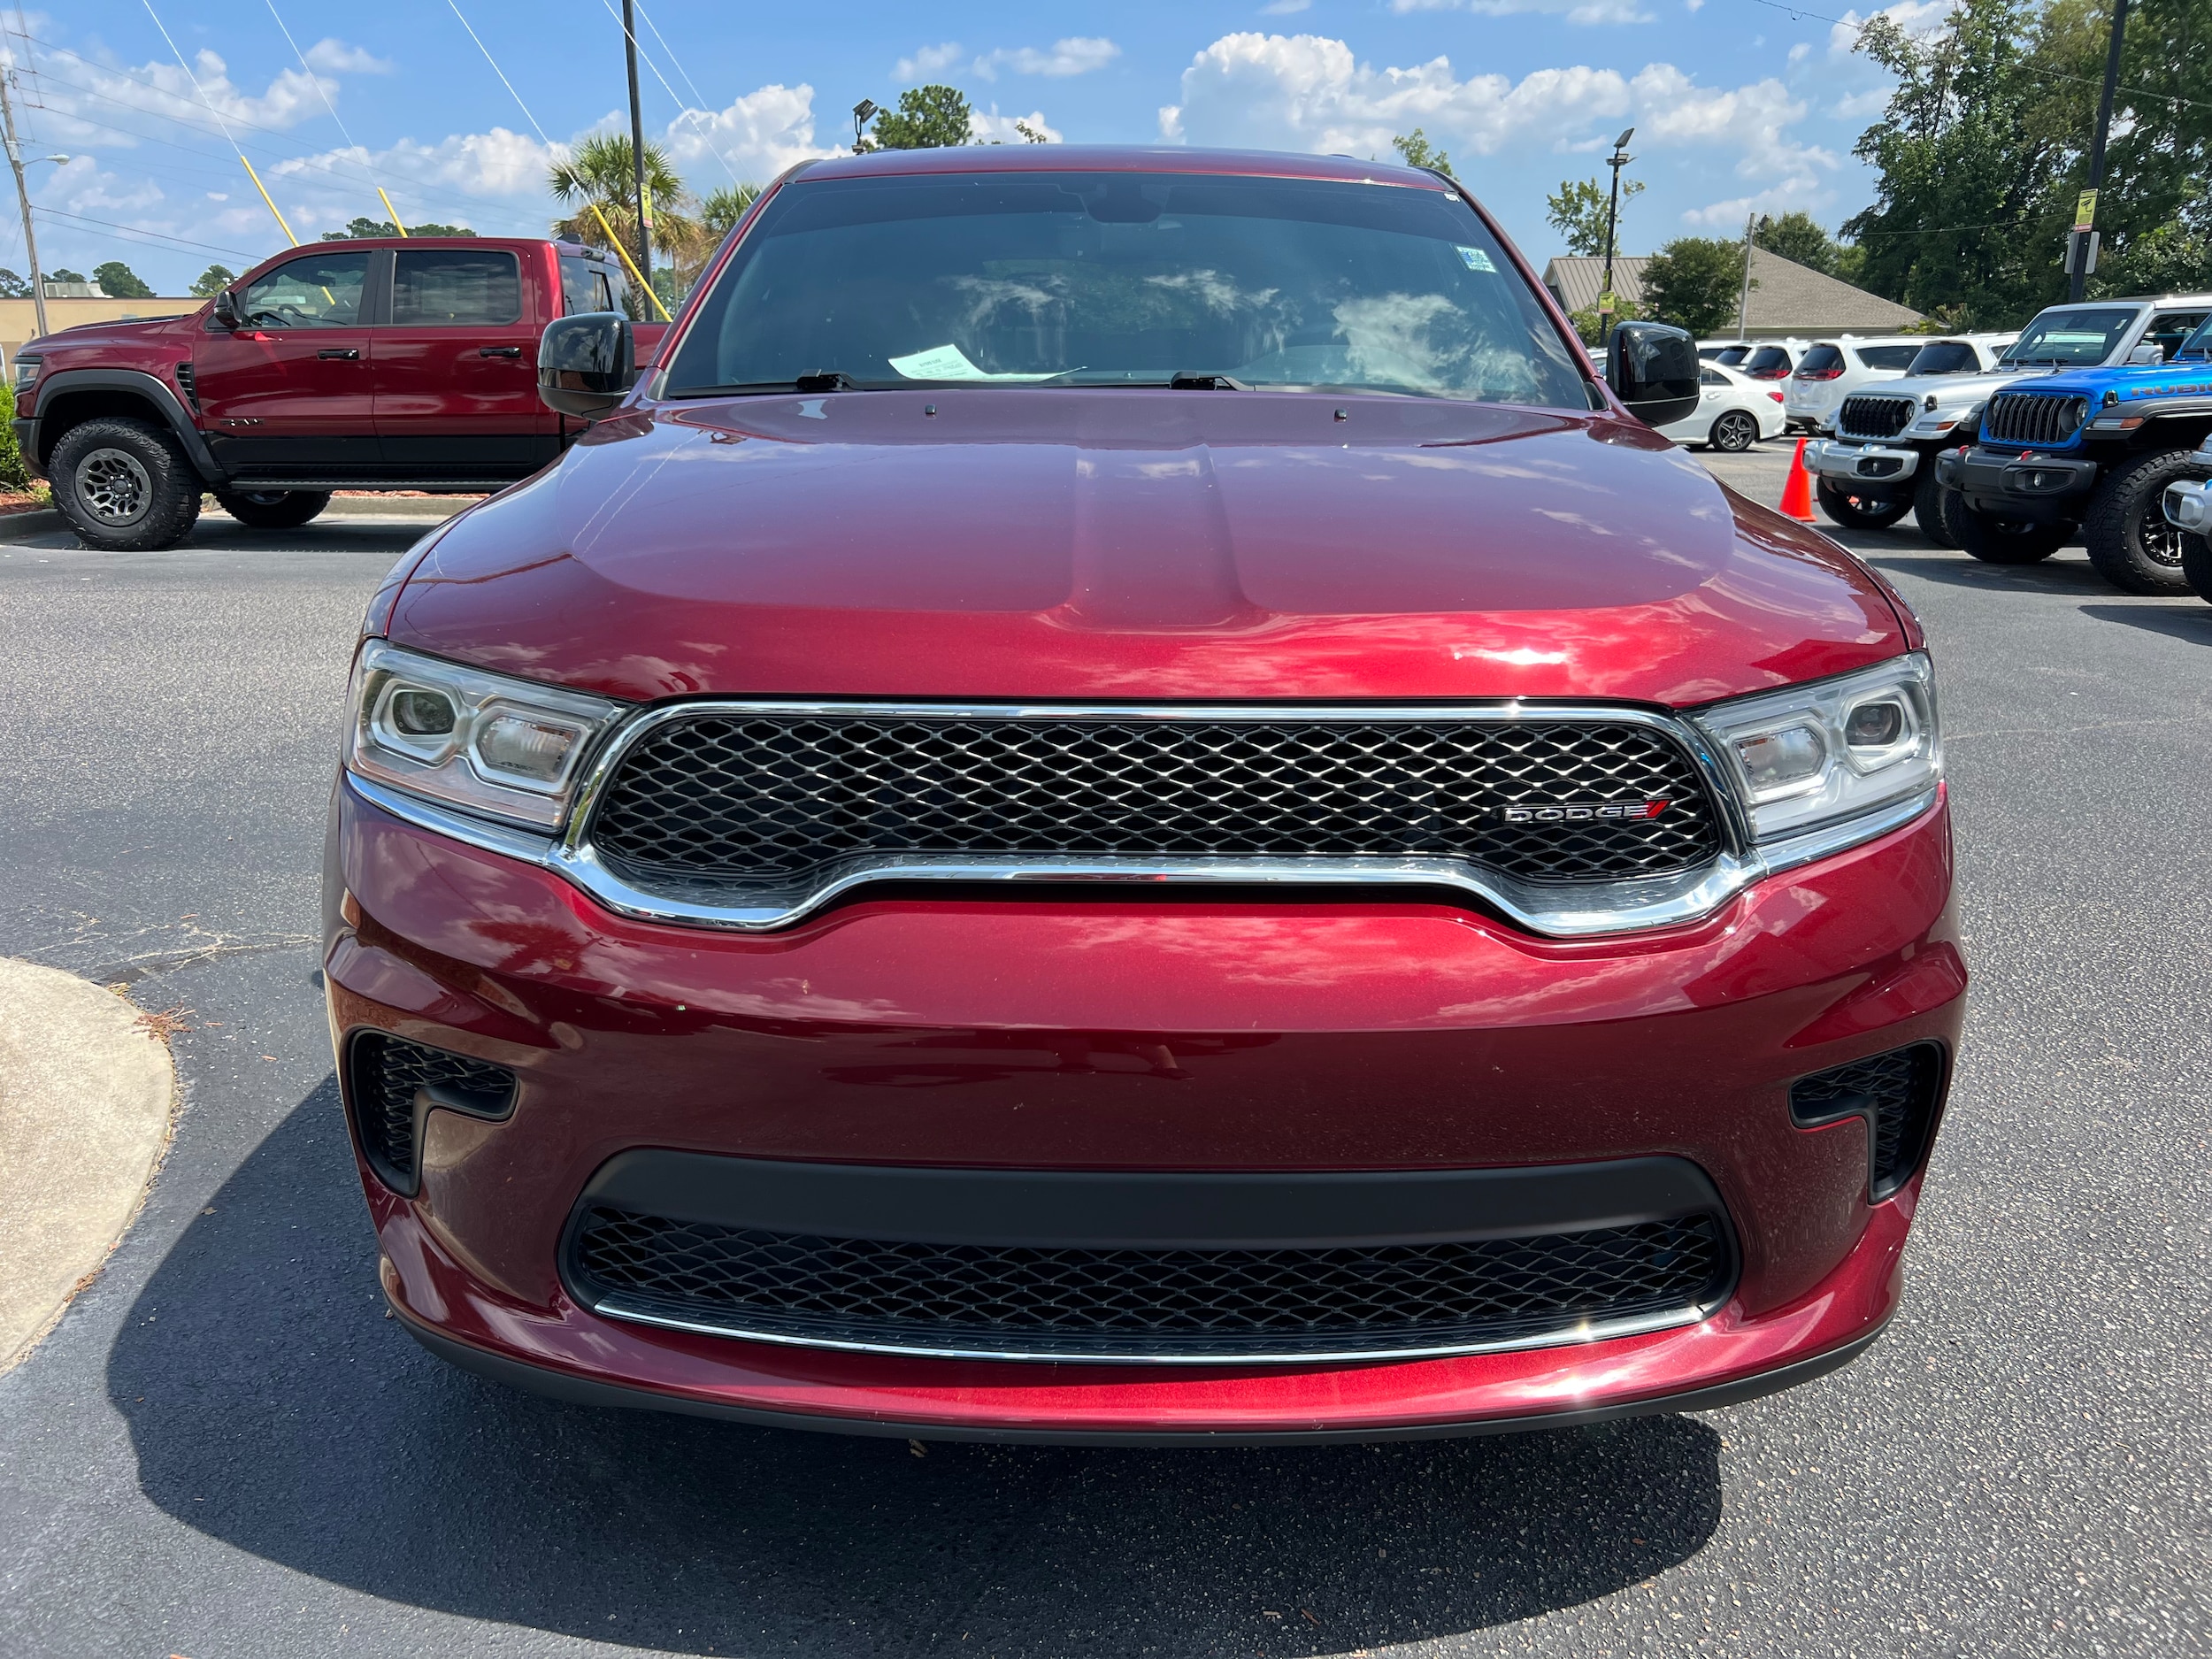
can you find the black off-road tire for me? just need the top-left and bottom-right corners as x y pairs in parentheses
(2180, 531), (2212, 606)
(1912, 465), (1956, 547)
(2081, 449), (2204, 595)
(1708, 410), (1760, 453)
(1954, 500), (2070, 565)
(1816, 478), (1912, 530)
(50, 417), (204, 551)
(213, 488), (333, 529)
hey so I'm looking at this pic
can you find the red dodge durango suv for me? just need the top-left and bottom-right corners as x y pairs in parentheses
(327, 148), (1963, 1442)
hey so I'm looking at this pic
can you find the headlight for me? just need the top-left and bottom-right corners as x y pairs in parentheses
(12, 354), (39, 393)
(344, 640), (627, 830)
(1691, 653), (1940, 849)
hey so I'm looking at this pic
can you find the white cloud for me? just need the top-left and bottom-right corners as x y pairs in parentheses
(1830, 87), (1891, 118)
(657, 83), (839, 184)
(1394, 0), (1656, 24)
(1827, 0), (1954, 56)
(969, 108), (1064, 144)
(1260, 0), (1314, 12)
(1787, 42), (1811, 64)
(973, 37), (1120, 80)
(302, 38), (392, 74)
(893, 42), (964, 81)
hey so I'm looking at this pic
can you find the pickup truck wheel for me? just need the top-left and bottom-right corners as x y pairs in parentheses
(2181, 533), (2212, 606)
(2082, 449), (2204, 595)
(213, 488), (333, 529)
(50, 418), (203, 551)
(1912, 467), (1957, 547)
(1953, 500), (2068, 565)
(1709, 411), (1760, 453)
(1815, 480), (1911, 530)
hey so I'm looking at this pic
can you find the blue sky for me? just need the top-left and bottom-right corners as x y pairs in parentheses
(6, 0), (1939, 295)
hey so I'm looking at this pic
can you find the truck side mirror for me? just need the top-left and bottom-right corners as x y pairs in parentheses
(538, 312), (636, 420)
(2126, 343), (2165, 365)
(211, 288), (241, 330)
(1607, 321), (1701, 428)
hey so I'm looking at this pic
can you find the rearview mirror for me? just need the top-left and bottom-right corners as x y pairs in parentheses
(538, 312), (636, 420)
(1607, 321), (1701, 428)
(211, 288), (241, 330)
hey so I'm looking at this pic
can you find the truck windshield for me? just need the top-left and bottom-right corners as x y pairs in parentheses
(1997, 308), (2137, 367)
(662, 171), (1588, 409)
(2178, 316), (2212, 359)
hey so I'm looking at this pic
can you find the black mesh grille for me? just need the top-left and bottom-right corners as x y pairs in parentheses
(584, 712), (1724, 898)
(347, 1033), (517, 1192)
(1790, 1043), (1947, 1201)
(567, 1208), (1732, 1359)
(1837, 394), (1915, 439)
(1985, 391), (2090, 447)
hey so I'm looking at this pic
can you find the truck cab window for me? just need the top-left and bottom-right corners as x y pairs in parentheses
(240, 252), (369, 328)
(393, 250), (524, 326)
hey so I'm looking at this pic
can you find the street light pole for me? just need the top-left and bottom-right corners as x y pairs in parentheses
(1600, 128), (1633, 349)
(0, 65), (49, 341)
(620, 0), (653, 303)
(2070, 0), (2130, 302)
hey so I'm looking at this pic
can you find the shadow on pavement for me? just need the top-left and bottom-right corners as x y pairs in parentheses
(108, 1087), (1723, 1657)
(1858, 549), (2111, 594)
(2078, 603), (2212, 646)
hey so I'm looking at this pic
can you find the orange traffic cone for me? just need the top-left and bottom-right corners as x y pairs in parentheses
(1780, 438), (1816, 523)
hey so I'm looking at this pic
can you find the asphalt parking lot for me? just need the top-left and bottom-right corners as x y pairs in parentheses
(0, 447), (2207, 1659)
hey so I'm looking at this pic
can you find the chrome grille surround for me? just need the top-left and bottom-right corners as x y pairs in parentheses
(1985, 390), (2090, 447)
(1837, 393), (1916, 440)
(557, 700), (1749, 935)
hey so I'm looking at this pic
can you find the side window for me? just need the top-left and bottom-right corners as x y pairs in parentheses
(1699, 368), (1725, 387)
(2143, 311), (2208, 361)
(239, 251), (369, 327)
(561, 259), (617, 315)
(392, 249), (523, 326)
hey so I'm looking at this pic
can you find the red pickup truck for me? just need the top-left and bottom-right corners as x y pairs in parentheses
(12, 235), (665, 549)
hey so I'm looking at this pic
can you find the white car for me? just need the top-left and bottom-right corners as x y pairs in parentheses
(1784, 336), (1932, 434)
(1658, 362), (1788, 452)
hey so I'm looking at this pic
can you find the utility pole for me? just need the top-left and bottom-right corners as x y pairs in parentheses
(1600, 127), (1633, 348)
(1736, 212), (1757, 342)
(0, 65), (48, 341)
(2069, 0), (2130, 301)
(620, 0), (653, 304)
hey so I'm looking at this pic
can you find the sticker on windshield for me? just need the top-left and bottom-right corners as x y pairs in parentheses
(887, 343), (1067, 382)
(1456, 246), (1498, 273)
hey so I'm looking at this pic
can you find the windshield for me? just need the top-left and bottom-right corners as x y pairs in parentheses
(1906, 341), (1982, 375)
(2180, 316), (2212, 358)
(661, 171), (1588, 408)
(1998, 308), (2137, 367)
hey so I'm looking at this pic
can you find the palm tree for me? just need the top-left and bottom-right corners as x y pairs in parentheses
(548, 134), (700, 275)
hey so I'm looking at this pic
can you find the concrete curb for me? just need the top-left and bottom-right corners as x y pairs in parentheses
(0, 959), (178, 1374)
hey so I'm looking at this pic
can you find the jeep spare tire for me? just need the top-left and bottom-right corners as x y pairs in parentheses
(214, 488), (334, 530)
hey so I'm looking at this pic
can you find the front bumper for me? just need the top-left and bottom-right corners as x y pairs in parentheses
(1803, 438), (1922, 495)
(10, 417), (41, 480)
(2165, 477), (2211, 533)
(328, 775), (1964, 1438)
(1937, 445), (2100, 523)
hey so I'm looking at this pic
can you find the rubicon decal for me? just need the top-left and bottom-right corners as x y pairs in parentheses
(1501, 800), (1671, 824)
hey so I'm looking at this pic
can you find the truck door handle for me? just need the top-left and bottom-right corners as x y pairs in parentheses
(480, 346), (523, 358)
(317, 348), (361, 360)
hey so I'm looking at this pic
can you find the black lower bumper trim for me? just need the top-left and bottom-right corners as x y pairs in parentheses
(1939, 447), (2099, 522)
(393, 1298), (1888, 1445)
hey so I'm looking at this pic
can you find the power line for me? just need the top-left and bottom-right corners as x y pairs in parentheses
(139, 0), (296, 242)
(263, 0), (407, 231)
(34, 203), (256, 256)
(614, 0), (741, 186)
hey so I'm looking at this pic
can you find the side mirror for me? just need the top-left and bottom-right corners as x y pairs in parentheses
(2127, 342), (2165, 365)
(211, 288), (241, 330)
(1607, 321), (1701, 428)
(538, 312), (636, 420)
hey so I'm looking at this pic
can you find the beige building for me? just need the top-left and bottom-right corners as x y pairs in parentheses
(1541, 247), (1924, 339)
(3, 296), (203, 378)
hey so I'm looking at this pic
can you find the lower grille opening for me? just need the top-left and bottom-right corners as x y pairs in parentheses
(347, 1032), (517, 1195)
(1790, 1042), (1947, 1201)
(565, 1209), (1733, 1362)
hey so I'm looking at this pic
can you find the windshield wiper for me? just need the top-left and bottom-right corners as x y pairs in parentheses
(665, 373), (882, 398)
(1168, 371), (1251, 390)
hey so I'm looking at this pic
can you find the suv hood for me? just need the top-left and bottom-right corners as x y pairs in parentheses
(385, 390), (1907, 706)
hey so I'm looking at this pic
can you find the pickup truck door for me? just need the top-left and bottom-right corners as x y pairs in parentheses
(370, 245), (557, 480)
(190, 249), (377, 478)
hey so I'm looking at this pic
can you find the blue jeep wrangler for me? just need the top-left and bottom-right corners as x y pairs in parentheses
(1939, 308), (2212, 593)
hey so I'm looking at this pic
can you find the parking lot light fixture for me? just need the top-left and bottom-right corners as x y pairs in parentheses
(1601, 128), (1634, 349)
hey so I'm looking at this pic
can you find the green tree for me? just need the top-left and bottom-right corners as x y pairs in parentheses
(47, 267), (86, 283)
(0, 268), (28, 298)
(319, 216), (477, 240)
(1391, 128), (1452, 176)
(92, 260), (156, 298)
(1548, 175), (1647, 259)
(699, 183), (764, 241)
(1568, 295), (1643, 346)
(856, 85), (973, 150)
(188, 264), (235, 297)
(1754, 211), (1841, 275)
(549, 134), (698, 264)
(1640, 237), (1751, 337)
